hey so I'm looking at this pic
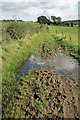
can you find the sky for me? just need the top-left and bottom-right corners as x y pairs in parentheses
(0, 0), (80, 21)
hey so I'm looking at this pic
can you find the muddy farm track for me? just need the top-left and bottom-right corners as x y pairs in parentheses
(2, 24), (80, 119)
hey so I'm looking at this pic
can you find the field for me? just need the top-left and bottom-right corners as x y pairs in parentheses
(49, 26), (79, 59)
(50, 26), (78, 45)
(2, 22), (80, 119)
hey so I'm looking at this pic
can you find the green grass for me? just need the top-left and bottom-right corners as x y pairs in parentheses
(3, 28), (55, 82)
(49, 26), (79, 59)
(2, 22), (79, 118)
(2, 22), (45, 81)
(49, 26), (78, 45)
(2, 22), (57, 118)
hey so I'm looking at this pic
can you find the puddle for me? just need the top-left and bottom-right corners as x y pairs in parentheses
(17, 52), (80, 83)
(17, 55), (47, 76)
(48, 52), (80, 83)
(49, 53), (79, 74)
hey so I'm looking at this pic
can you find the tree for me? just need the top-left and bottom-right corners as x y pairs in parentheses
(56, 17), (61, 25)
(37, 16), (51, 25)
(51, 16), (62, 25)
(51, 16), (56, 23)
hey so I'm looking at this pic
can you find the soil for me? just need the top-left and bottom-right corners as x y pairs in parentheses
(16, 67), (80, 119)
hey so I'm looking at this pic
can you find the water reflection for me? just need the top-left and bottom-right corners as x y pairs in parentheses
(18, 54), (47, 76)
(17, 53), (80, 83)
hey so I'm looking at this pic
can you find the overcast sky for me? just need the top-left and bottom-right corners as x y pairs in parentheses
(0, 0), (79, 21)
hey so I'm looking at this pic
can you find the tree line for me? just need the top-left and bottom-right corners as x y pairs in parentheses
(37, 15), (78, 27)
(2, 16), (79, 27)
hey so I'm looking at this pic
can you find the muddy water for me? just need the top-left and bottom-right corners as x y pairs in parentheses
(48, 52), (80, 83)
(17, 51), (80, 83)
(17, 55), (47, 76)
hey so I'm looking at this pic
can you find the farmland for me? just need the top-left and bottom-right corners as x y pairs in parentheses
(50, 26), (79, 59)
(50, 26), (78, 45)
(2, 22), (80, 119)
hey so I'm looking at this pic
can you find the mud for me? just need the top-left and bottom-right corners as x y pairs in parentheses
(16, 67), (80, 119)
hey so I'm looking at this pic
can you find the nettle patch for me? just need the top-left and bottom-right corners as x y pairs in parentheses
(3, 68), (66, 119)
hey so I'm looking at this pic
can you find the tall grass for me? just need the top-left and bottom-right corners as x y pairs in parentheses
(2, 22), (42, 82)
(2, 22), (41, 42)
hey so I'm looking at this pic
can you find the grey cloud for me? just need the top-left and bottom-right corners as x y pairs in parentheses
(1, 1), (78, 21)
(2, 1), (73, 12)
(2, 2), (36, 11)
